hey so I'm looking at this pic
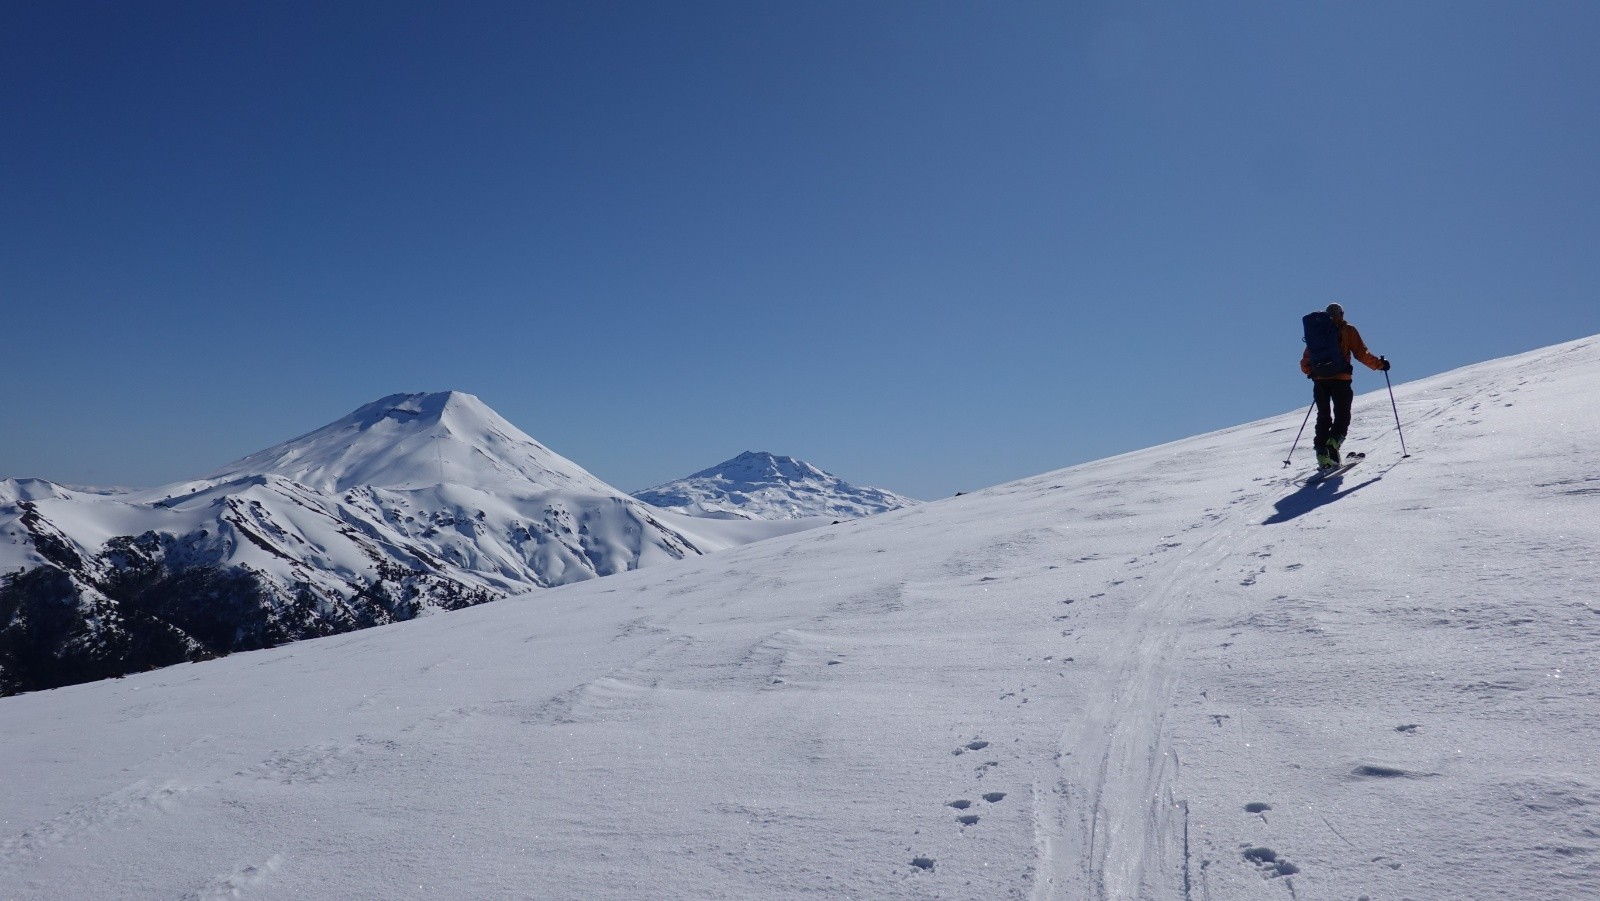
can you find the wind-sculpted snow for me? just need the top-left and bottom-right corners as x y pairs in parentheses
(633, 450), (919, 519)
(3, 338), (1599, 899)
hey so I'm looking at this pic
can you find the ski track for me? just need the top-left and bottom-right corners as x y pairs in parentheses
(1025, 354), (1578, 901)
(1044, 473), (1266, 900)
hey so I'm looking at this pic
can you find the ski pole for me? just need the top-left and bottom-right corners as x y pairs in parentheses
(1382, 358), (1410, 458)
(1283, 400), (1315, 466)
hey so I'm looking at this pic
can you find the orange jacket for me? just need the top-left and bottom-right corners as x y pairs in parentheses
(1300, 322), (1383, 380)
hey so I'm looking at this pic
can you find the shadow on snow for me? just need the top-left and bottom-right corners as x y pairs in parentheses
(1263, 471), (1384, 525)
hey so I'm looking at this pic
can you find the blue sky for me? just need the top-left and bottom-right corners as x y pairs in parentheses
(4, 1), (1598, 500)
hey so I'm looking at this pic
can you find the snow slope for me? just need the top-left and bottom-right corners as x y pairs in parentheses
(2, 338), (1598, 899)
(633, 450), (919, 519)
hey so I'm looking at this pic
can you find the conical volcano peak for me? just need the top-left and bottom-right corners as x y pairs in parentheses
(635, 451), (918, 520)
(208, 391), (612, 494)
(703, 451), (832, 484)
(345, 391), (496, 433)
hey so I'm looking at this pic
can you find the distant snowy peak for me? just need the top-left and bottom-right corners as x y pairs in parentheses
(634, 451), (919, 520)
(690, 450), (832, 485)
(208, 391), (615, 495)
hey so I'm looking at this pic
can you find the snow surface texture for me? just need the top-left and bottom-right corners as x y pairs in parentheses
(633, 450), (920, 520)
(3, 338), (1599, 899)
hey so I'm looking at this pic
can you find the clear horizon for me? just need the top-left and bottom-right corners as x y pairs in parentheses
(5, 2), (1599, 499)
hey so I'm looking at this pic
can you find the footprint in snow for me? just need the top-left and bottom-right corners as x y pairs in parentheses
(952, 739), (990, 755)
(948, 799), (973, 810)
(910, 857), (935, 871)
(957, 814), (980, 826)
(1242, 846), (1300, 878)
(983, 792), (1006, 803)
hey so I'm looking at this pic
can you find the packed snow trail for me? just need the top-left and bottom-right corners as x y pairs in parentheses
(1026, 423), (1398, 898)
(1049, 476), (1283, 899)
(2, 337), (1598, 899)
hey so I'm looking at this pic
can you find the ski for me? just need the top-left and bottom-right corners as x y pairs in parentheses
(1305, 452), (1365, 484)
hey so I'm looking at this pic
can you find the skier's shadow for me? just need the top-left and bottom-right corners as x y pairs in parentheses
(1263, 471), (1385, 524)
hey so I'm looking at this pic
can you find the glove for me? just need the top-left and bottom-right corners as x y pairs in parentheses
(1378, 358), (1391, 371)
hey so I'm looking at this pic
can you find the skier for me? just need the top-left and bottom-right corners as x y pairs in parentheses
(1300, 303), (1390, 469)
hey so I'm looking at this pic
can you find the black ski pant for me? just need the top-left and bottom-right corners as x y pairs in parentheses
(1312, 379), (1354, 456)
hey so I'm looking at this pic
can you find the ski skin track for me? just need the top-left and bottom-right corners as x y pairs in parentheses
(1036, 450), (1355, 900)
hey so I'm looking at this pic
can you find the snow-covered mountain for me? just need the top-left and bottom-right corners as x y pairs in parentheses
(207, 392), (618, 495)
(633, 450), (919, 519)
(0, 392), (813, 694)
(4, 337), (1600, 900)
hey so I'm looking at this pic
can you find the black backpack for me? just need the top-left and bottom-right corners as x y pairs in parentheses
(1302, 311), (1351, 378)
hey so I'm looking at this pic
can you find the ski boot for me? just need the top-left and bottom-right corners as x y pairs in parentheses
(1328, 434), (1345, 464)
(1315, 439), (1338, 470)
